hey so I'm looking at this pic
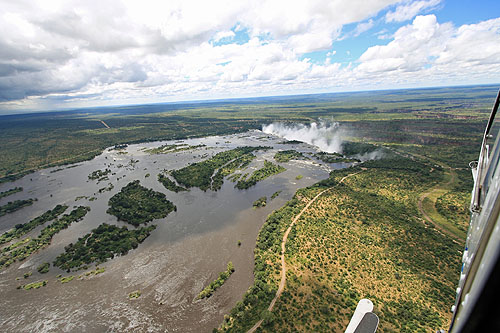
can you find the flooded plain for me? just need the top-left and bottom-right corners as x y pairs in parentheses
(0, 130), (347, 332)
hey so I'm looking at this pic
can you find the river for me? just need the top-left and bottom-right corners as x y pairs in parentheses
(0, 130), (349, 332)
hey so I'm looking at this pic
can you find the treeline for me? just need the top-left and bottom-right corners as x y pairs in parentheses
(198, 262), (235, 299)
(236, 160), (286, 190)
(274, 150), (305, 163)
(0, 204), (68, 245)
(217, 198), (304, 331)
(0, 206), (90, 269)
(0, 187), (23, 199)
(313, 152), (358, 163)
(107, 180), (176, 226)
(0, 199), (35, 217)
(158, 173), (187, 192)
(53, 223), (156, 271)
(341, 141), (378, 156)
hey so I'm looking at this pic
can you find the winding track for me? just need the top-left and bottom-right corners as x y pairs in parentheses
(247, 171), (361, 333)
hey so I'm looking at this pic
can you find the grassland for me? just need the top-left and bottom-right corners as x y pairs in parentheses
(0, 84), (493, 331)
(219, 155), (462, 332)
(0, 85), (493, 184)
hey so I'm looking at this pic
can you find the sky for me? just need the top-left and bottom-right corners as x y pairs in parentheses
(0, 0), (499, 113)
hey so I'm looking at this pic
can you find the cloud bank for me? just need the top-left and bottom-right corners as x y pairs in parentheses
(0, 0), (499, 111)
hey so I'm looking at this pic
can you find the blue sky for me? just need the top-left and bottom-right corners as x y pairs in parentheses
(0, 0), (499, 113)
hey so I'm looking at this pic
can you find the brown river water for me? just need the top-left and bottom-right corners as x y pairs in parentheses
(0, 130), (349, 332)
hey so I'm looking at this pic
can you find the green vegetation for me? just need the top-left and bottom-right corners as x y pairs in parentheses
(198, 262), (235, 299)
(37, 262), (50, 274)
(274, 150), (305, 163)
(220, 155), (462, 332)
(129, 290), (141, 299)
(19, 280), (47, 290)
(59, 275), (74, 283)
(0, 204), (68, 245)
(111, 144), (128, 150)
(279, 140), (303, 145)
(171, 146), (268, 191)
(0, 206), (90, 270)
(253, 197), (267, 208)
(144, 143), (205, 154)
(0, 85), (490, 331)
(236, 160), (286, 190)
(271, 191), (282, 200)
(23, 272), (32, 279)
(0, 199), (35, 217)
(53, 223), (156, 271)
(313, 152), (358, 163)
(342, 141), (379, 156)
(98, 183), (114, 193)
(88, 168), (111, 181)
(107, 180), (176, 226)
(158, 173), (187, 192)
(82, 266), (106, 277)
(0, 85), (493, 184)
(295, 175), (303, 180)
(0, 187), (23, 199)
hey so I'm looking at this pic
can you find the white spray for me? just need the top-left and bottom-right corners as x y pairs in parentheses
(262, 122), (346, 153)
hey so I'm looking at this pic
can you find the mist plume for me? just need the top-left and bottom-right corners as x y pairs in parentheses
(262, 122), (346, 153)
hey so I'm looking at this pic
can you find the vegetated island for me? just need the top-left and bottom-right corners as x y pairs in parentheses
(279, 140), (303, 145)
(271, 190), (282, 200)
(313, 152), (358, 163)
(107, 180), (176, 226)
(88, 168), (111, 181)
(236, 160), (286, 190)
(0, 204), (68, 245)
(144, 143), (205, 154)
(253, 196), (267, 208)
(0, 187), (23, 199)
(53, 223), (156, 271)
(274, 150), (305, 163)
(171, 146), (270, 191)
(17, 280), (48, 290)
(198, 261), (235, 299)
(158, 173), (187, 192)
(37, 262), (50, 274)
(0, 206), (90, 270)
(0, 199), (35, 217)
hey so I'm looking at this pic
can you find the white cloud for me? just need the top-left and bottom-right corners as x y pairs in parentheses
(213, 30), (236, 42)
(0, 0), (498, 111)
(385, 0), (442, 23)
(355, 15), (500, 86)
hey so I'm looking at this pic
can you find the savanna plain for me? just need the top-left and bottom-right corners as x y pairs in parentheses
(0, 85), (495, 332)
